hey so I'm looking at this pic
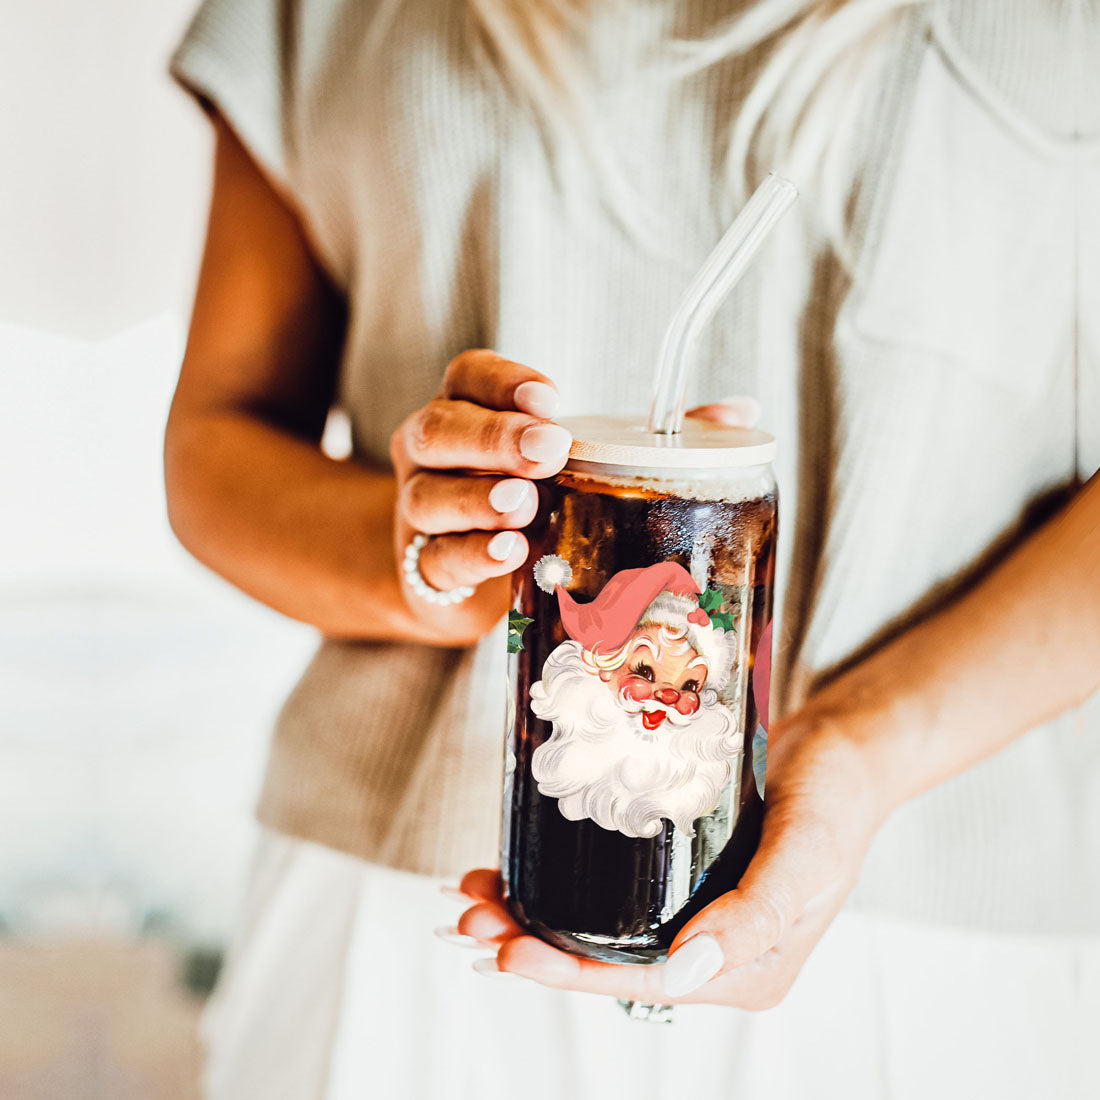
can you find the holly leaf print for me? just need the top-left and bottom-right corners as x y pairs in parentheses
(698, 587), (724, 613)
(708, 609), (736, 633)
(507, 610), (534, 653)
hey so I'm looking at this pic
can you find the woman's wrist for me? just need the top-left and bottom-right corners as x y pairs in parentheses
(801, 473), (1100, 825)
(776, 651), (934, 831)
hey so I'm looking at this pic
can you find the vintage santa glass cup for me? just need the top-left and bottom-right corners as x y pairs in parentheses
(501, 415), (778, 965)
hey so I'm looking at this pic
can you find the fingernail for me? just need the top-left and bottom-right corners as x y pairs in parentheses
(489, 478), (533, 514)
(487, 531), (519, 561)
(434, 925), (482, 948)
(519, 424), (572, 465)
(440, 885), (469, 902)
(662, 934), (724, 997)
(473, 957), (522, 981)
(513, 380), (559, 418)
(717, 396), (762, 426)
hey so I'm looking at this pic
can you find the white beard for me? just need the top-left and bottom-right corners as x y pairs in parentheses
(529, 641), (742, 839)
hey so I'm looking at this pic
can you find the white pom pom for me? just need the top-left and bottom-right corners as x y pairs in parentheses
(533, 554), (572, 594)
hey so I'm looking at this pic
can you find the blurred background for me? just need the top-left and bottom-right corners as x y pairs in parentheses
(0, 3), (317, 1094)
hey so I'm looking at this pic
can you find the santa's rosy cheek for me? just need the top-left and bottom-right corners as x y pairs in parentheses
(621, 678), (654, 703)
(675, 692), (700, 716)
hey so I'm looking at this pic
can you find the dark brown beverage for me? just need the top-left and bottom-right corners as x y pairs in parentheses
(502, 460), (777, 964)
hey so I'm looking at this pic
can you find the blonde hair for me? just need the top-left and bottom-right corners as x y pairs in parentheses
(466, 0), (922, 256)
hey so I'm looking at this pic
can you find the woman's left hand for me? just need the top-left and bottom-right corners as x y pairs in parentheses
(449, 447), (1100, 1006)
(446, 394), (891, 1008)
(452, 701), (886, 1008)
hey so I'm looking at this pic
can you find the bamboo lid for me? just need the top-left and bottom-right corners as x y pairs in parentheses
(558, 415), (776, 470)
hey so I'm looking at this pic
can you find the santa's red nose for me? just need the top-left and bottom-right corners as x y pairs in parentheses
(654, 688), (680, 706)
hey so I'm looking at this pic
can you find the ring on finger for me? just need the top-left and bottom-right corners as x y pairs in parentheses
(403, 532), (476, 606)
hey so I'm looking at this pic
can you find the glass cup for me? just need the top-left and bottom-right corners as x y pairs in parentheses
(501, 415), (778, 968)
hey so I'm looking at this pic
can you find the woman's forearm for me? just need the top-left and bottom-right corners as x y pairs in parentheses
(814, 471), (1100, 819)
(165, 409), (434, 642)
(169, 122), (538, 648)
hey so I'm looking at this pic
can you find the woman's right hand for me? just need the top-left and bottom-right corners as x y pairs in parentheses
(389, 350), (573, 643)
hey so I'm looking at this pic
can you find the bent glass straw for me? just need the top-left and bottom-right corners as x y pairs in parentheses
(648, 173), (798, 435)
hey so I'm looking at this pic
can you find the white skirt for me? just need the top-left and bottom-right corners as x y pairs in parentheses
(200, 829), (1097, 1100)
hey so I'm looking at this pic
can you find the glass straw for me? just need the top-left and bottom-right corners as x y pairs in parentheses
(648, 173), (798, 435)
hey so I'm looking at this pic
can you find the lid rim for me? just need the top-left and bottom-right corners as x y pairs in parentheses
(558, 414), (776, 469)
(565, 458), (774, 481)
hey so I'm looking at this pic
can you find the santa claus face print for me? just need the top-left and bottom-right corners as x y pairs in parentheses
(527, 562), (744, 839)
(600, 626), (708, 731)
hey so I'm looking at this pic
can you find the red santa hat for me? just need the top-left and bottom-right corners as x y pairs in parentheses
(555, 562), (737, 691)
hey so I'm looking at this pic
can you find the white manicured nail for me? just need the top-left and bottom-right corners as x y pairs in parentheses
(662, 934), (724, 997)
(439, 885), (469, 902)
(487, 531), (519, 561)
(489, 478), (533, 514)
(513, 380), (559, 417)
(519, 424), (572, 464)
(434, 925), (482, 948)
(473, 957), (521, 980)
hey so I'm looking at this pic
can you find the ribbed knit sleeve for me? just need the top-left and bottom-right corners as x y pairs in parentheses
(170, 0), (294, 198)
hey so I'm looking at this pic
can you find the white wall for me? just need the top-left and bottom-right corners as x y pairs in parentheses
(0, 3), (317, 942)
(0, 1), (209, 337)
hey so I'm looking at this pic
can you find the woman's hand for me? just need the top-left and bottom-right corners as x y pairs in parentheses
(390, 350), (573, 643)
(452, 701), (884, 1008)
(390, 358), (765, 644)
(445, 390), (900, 1011)
(450, 463), (1100, 1004)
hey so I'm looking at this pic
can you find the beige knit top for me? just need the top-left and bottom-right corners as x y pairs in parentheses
(172, 0), (1100, 935)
